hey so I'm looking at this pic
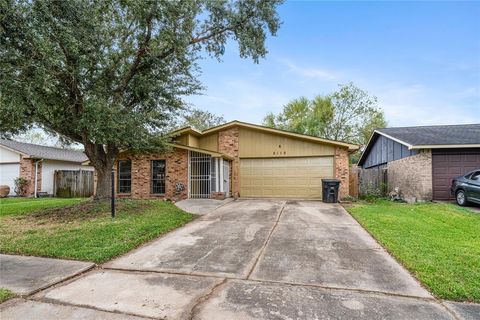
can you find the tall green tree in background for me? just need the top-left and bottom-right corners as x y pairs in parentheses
(182, 108), (226, 131)
(264, 83), (387, 147)
(0, 0), (282, 199)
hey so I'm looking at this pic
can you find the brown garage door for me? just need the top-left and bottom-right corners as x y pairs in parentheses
(432, 149), (480, 200)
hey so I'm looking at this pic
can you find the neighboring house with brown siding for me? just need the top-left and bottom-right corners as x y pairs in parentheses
(0, 140), (93, 197)
(114, 121), (358, 201)
(357, 124), (480, 202)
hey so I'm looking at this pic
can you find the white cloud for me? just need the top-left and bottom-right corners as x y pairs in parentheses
(277, 58), (337, 81)
(373, 83), (479, 127)
(188, 55), (480, 128)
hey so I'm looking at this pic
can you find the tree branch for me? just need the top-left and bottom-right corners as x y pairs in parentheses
(189, 25), (232, 44)
(114, 15), (153, 95)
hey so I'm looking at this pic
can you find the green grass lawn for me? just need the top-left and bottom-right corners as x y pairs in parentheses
(0, 288), (15, 303)
(0, 197), (85, 217)
(0, 198), (194, 263)
(346, 200), (480, 302)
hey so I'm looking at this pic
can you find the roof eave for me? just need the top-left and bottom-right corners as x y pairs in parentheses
(375, 130), (414, 149)
(0, 144), (28, 157)
(410, 144), (480, 150)
(169, 143), (234, 160)
(169, 126), (202, 137)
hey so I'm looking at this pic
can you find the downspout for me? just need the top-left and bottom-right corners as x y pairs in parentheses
(34, 159), (43, 198)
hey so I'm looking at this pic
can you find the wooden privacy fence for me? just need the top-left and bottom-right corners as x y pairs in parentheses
(54, 170), (94, 198)
(349, 165), (359, 197)
(358, 164), (388, 196)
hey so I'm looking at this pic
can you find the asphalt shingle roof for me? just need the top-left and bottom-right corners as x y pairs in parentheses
(377, 124), (480, 146)
(0, 139), (88, 163)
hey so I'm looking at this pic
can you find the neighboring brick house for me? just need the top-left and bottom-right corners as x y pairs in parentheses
(0, 140), (93, 197)
(357, 124), (480, 202)
(114, 121), (358, 201)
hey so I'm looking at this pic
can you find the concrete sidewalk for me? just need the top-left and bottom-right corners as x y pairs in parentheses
(0, 254), (94, 295)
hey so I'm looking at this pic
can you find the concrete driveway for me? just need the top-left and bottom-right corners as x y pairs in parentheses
(2, 200), (471, 319)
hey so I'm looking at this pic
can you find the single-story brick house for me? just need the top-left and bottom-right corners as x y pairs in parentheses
(357, 124), (480, 202)
(114, 121), (358, 201)
(0, 140), (93, 196)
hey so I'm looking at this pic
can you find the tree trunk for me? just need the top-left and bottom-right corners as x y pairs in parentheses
(95, 166), (112, 200)
(83, 142), (118, 200)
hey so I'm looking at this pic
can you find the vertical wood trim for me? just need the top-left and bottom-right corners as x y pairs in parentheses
(219, 158), (224, 192)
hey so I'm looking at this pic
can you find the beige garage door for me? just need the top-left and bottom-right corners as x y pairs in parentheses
(240, 157), (334, 199)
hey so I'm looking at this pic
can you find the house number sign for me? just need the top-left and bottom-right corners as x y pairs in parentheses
(273, 144), (286, 156)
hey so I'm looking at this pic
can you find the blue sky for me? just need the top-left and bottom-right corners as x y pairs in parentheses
(187, 1), (480, 127)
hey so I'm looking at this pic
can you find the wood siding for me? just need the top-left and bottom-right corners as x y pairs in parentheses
(238, 127), (335, 158)
(198, 133), (218, 152)
(188, 134), (200, 148)
(173, 134), (188, 146)
(363, 135), (417, 168)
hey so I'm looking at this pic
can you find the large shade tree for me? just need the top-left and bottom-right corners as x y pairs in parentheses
(0, 0), (282, 198)
(263, 83), (387, 146)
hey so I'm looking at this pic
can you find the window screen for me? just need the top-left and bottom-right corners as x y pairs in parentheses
(118, 160), (132, 193)
(151, 160), (166, 194)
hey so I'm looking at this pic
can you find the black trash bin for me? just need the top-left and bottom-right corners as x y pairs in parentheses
(322, 179), (341, 203)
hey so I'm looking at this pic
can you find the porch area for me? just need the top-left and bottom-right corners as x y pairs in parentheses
(188, 151), (232, 200)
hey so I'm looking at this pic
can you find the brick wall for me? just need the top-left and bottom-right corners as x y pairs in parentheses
(387, 149), (432, 202)
(334, 147), (350, 200)
(19, 157), (42, 196)
(218, 127), (240, 198)
(211, 192), (226, 200)
(116, 148), (188, 201)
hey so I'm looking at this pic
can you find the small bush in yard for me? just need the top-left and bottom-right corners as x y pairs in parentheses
(341, 195), (358, 202)
(14, 177), (29, 196)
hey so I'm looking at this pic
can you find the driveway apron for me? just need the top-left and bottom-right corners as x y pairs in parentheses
(249, 201), (431, 297)
(103, 200), (283, 278)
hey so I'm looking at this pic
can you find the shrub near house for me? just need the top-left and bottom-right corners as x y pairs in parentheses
(13, 177), (29, 196)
